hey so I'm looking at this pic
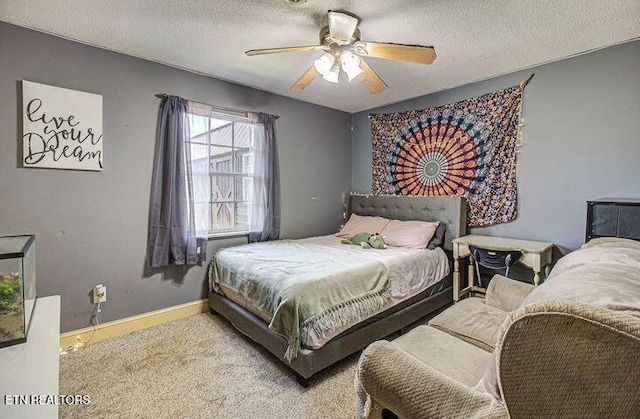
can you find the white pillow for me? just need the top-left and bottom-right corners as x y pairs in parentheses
(336, 214), (390, 238)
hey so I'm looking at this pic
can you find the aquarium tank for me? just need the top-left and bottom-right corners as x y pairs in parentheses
(0, 235), (36, 347)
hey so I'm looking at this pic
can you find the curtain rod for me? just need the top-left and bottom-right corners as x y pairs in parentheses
(155, 93), (280, 119)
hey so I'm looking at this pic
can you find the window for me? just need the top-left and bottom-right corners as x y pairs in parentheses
(187, 108), (256, 236)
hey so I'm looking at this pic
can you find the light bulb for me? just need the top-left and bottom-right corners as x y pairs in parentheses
(340, 51), (363, 81)
(313, 53), (335, 76)
(322, 63), (340, 83)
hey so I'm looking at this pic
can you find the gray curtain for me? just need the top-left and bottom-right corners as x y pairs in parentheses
(249, 113), (281, 242)
(148, 96), (206, 267)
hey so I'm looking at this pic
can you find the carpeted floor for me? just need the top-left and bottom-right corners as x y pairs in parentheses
(59, 313), (359, 419)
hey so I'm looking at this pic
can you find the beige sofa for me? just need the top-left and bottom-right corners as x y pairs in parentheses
(355, 238), (640, 419)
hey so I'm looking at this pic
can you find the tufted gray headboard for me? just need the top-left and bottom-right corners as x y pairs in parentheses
(347, 195), (467, 251)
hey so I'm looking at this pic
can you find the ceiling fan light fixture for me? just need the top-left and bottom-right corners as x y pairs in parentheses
(340, 51), (364, 81)
(313, 53), (335, 76)
(322, 63), (340, 83)
(247, 10), (431, 93)
(328, 11), (358, 43)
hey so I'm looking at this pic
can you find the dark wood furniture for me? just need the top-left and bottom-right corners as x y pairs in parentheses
(586, 198), (640, 242)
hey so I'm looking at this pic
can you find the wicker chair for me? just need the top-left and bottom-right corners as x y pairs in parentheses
(355, 300), (640, 419)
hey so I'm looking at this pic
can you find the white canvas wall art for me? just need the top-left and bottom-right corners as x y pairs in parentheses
(22, 81), (103, 171)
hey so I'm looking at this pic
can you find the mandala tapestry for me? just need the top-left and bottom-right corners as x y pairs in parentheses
(371, 84), (526, 227)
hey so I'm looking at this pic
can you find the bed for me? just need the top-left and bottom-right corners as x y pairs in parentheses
(208, 195), (467, 386)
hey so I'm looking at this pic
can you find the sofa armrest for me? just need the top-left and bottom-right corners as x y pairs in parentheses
(494, 301), (640, 418)
(485, 274), (535, 312)
(355, 341), (507, 419)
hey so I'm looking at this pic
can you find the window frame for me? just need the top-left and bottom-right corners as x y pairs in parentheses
(186, 107), (256, 239)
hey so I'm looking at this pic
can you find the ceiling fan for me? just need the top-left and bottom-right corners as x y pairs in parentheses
(245, 10), (436, 94)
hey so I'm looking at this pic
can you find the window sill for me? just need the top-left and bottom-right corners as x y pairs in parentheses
(206, 231), (249, 240)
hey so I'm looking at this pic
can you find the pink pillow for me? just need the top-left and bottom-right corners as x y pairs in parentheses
(381, 220), (440, 249)
(336, 214), (390, 238)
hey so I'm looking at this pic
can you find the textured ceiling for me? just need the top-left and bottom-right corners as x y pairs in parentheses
(1, 0), (639, 113)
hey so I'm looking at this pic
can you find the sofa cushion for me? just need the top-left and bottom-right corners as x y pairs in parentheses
(392, 325), (492, 387)
(485, 274), (535, 312)
(429, 297), (509, 351)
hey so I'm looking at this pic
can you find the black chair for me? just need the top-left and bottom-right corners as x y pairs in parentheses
(469, 245), (523, 288)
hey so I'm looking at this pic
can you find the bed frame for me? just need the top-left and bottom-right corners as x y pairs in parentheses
(209, 195), (467, 387)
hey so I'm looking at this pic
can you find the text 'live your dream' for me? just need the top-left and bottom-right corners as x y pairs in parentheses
(23, 98), (103, 168)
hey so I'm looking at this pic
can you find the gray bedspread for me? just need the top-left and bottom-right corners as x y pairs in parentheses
(209, 239), (390, 360)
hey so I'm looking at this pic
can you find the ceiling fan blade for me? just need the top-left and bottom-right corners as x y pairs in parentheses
(290, 66), (318, 91)
(246, 45), (327, 56)
(355, 42), (436, 65)
(328, 11), (359, 43)
(358, 60), (387, 94)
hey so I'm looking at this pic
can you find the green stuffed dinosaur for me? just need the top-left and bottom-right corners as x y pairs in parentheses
(341, 232), (387, 249)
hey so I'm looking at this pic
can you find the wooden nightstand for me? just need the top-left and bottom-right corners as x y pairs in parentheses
(452, 235), (554, 302)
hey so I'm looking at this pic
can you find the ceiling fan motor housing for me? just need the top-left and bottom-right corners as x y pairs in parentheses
(320, 26), (361, 47)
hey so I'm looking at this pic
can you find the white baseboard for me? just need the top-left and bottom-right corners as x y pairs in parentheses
(59, 299), (209, 352)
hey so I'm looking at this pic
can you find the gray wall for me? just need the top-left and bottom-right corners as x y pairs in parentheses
(352, 40), (640, 253)
(0, 22), (352, 332)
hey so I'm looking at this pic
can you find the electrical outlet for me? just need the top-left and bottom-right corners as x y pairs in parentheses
(93, 284), (106, 303)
